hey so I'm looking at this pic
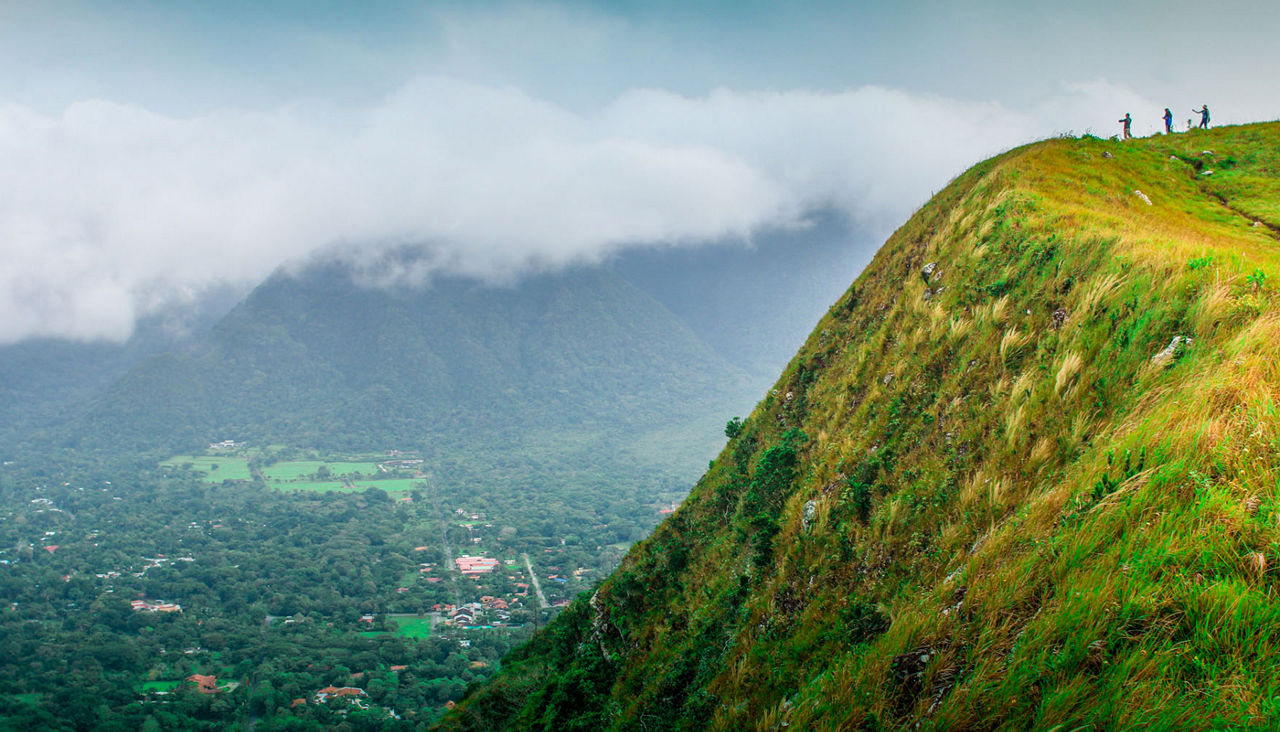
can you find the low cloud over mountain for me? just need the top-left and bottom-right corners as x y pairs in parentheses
(1, 77), (1156, 343)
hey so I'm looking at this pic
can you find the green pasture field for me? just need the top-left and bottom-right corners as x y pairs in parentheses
(357, 478), (423, 492)
(328, 461), (381, 475)
(140, 680), (182, 692)
(393, 617), (433, 638)
(260, 460), (381, 480)
(259, 460), (325, 479)
(160, 456), (252, 482)
(161, 453), (419, 492)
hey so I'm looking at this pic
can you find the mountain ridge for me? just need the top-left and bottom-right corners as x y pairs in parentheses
(441, 122), (1280, 730)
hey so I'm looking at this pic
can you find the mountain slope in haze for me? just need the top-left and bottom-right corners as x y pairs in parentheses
(72, 264), (755, 470)
(442, 122), (1280, 730)
(612, 210), (878, 381)
(0, 289), (241, 454)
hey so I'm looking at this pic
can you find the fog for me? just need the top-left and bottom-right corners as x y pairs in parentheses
(1, 1), (1276, 343)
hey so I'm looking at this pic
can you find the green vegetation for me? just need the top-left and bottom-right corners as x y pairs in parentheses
(443, 123), (1280, 730)
(159, 454), (422, 493)
(160, 455), (253, 482)
(356, 478), (426, 492)
(394, 617), (435, 639)
(259, 460), (380, 480)
(272, 480), (360, 492)
(267, 477), (423, 493)
(66, 267), (753, 497)
(0, 428), (680, 729)
(0, 467), (515, 729)
(1186, 254), (1214, 270)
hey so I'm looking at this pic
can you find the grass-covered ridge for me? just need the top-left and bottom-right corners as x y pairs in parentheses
(440, 122), (1280, 730)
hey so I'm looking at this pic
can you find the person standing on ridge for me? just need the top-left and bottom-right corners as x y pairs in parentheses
(1194, 105), (1210, 129)
(1163, 108), (1174, 134)
(1119, 112), (1132, 139)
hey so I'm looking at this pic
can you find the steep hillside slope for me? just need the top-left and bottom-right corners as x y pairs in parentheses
(72, 265), (754, 472)
(442, 122), (1280, 730)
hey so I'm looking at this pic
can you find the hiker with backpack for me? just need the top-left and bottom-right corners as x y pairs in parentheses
(1119, 113), (1133, 139)
(1163, 108), (1174, 134)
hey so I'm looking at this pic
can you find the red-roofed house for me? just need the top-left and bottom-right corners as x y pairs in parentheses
(454, 555), (500, 575)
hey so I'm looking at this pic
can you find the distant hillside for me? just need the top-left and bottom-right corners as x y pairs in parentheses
(612, 210), (877, 381)
(0, 289), (240, 454)
(443, 122), (1280, 730)
(70, 264), (755, 476)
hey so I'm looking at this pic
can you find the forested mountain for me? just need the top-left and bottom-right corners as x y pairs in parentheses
(3, 215), (876, 484)
(443, 123), (1280, 730)
(0, 289), (240, 453)
(68, 264), (755, 472)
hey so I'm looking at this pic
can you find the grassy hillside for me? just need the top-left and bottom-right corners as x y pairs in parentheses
(440, 122), (1280, 730)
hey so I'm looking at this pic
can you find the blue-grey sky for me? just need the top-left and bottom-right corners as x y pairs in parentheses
(1, 0), (1277, 341)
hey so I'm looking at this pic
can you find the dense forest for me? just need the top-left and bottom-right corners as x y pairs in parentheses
(0, 446), (680, 729)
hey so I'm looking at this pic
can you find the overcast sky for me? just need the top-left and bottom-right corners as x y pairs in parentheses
(2, 0), (1277, 342)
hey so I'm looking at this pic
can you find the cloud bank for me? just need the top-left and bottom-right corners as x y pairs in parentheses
(0, 76), (1153, 342)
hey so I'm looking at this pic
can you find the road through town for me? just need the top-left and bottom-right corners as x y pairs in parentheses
(521, 552), (549, 609)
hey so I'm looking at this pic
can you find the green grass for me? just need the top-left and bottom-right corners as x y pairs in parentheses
(160, 455), (252, 482)
(259, 460), (325, 479)
(140, 680), (181, 692)
(446, 122), (1280, 732)
(392, 617), (433, 639)
(356, 478), (424, 492)
(260, 460), (381, 480)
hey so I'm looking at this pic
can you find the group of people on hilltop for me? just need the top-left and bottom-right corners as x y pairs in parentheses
(1119, 105), (1210, 139)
